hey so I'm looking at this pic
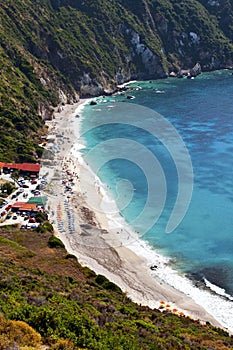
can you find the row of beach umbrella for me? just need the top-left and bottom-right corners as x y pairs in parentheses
(57, 202), (66, 233)
(64, 199), (75, 234)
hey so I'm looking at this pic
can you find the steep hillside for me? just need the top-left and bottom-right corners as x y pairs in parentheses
(0, 0), (232, 160)
(0, 228), (232, 349)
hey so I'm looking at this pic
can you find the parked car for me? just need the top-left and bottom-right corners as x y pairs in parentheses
(20, 225), (26, 230)
(12, 215), (17, 220)
(6, 214), (12, 219)
(29, 218), (36, 223)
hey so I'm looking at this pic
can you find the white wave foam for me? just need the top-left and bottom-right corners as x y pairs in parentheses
(204, 278), (233, 301)
(131, 240), (233, 332)
(74, 99), (89, 115)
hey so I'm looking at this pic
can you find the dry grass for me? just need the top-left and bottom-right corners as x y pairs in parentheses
(0, 315), (42, 349)
(0, 228), (86, 282)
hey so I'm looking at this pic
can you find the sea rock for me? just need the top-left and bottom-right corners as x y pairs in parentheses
(190, 63), (202, 77)
(169, 71), (177, 78)
(103, 89), (114, 96)
(90, 100), (97, 105)
(177, 71), (184, 78)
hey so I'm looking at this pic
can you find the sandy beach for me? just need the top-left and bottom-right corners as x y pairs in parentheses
(40, 99), (224, 331)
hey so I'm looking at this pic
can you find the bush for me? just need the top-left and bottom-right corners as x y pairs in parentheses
(95, 275), (122, 293)
(0, 315), (41, 348)
(65, 254), (77, 260)
(0, 182), (15, 196)
(51, 339), (76, 350)
(43, 222), (54, 232)
(37, 221), (53, 233)
(35, 212), (48, 223)
(48, 236), (65, 248)
(95, 274), (109, 286)
(102, 281), (122, 294)
(83, 266), (96, 278)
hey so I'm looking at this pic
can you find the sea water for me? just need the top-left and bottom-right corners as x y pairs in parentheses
(79, 70), (233, 330)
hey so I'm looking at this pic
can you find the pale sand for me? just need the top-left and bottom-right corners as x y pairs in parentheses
(40, 100), (223, 329)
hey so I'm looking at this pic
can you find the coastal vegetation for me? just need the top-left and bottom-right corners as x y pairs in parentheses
(0, 227), (232, 349)
(0, 181), (15, 197)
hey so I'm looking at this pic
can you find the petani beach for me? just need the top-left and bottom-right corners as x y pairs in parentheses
(42, 71), (233, 334)
(1, 1), (233, 347)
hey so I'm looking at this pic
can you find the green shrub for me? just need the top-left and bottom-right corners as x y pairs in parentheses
(95, 274), (109, 286)
(0, 182), (15, 196)
(48, 236), (65, 249)
(37, 222), (54, 233)
(65, 254), (77, 260)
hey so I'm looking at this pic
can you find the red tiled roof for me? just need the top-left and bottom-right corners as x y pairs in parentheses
(20, 163), (40, 172)
(19, 203), (38, 211)
(1, 163), (40, 172)
(11, 202), (38, 211)
(11, 202), (26, 209)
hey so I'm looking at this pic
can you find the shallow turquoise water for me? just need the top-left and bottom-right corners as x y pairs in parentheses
(81, 70), (233, 296)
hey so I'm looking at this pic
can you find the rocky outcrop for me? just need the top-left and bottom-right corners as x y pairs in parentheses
(79, 74), (104, 96)
(190, 63), (202, 77)
(37, 103), (54, 120)
(126, 29), (167, 79)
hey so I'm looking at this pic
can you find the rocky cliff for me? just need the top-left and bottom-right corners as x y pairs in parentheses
(0, 0), (232, 160)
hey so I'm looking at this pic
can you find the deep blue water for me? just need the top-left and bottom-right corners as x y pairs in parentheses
(81, 70), (233, 295)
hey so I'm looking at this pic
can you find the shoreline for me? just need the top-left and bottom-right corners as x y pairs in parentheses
(41, 98), (231, 334)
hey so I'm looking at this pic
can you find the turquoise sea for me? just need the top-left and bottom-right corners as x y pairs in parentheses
(79, 70), (233, 329)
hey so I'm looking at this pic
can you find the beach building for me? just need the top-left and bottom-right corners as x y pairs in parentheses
(11, 202), (38, 213)
(27, 197), (47, 207)
(0, 163), (40, 177)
